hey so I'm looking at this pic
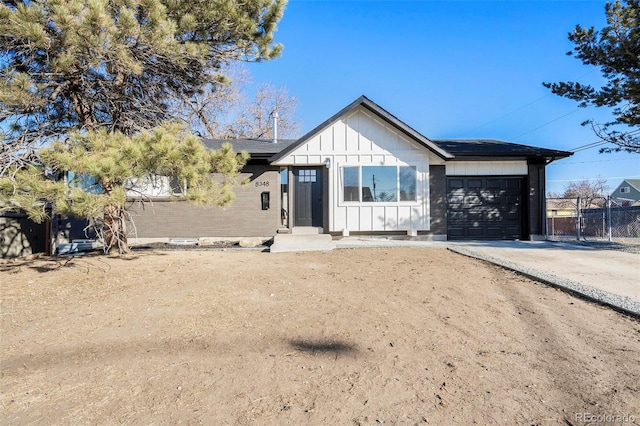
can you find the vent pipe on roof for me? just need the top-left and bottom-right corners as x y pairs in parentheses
(272, 110), (278, 144)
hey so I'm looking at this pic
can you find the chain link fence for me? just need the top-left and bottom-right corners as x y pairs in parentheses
(547, 197), (640, 242)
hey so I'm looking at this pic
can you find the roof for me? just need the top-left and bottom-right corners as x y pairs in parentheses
(202, 138), (297, 160)
(618, 179), (640, 191)
(432, 139), (572, 160)
(269, 95), (455, 163)
(202, 96), (573, 163)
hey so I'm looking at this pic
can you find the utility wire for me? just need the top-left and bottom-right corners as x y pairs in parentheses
(511, 108), (582, 140)
(548, 175), (640, 182)
(569, 139), (610, 152)
(557, 157), (639, 165)
(462, 69), (598, 137)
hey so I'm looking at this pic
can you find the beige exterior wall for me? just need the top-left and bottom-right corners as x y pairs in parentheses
(128, 165), (281, 239)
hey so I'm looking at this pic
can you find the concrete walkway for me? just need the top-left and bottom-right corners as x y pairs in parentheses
(271, 235), (640, 317)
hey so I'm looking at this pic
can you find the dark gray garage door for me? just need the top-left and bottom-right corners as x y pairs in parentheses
(447, 177), (524, 240)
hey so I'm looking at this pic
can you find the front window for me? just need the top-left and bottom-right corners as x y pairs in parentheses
(342, 165), (417, 203)
(362, 166), (397, 202)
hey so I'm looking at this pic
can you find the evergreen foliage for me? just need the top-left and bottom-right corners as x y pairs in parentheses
(544, 0), (640, 153)
(0, 0), (284, 253)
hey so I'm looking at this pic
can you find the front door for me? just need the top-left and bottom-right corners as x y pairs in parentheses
(293, 167), (323, 227)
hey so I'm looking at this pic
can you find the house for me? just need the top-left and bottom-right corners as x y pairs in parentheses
(546, 198), (577, 218)
(128, 96), (572, 242)
(610, 179), (640, 207)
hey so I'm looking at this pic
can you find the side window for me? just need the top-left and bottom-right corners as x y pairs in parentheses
(342, 167), (360, 202)
(399, 166), (416, 201)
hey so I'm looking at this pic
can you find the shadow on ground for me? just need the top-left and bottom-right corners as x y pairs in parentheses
(288, 339), (359, 356)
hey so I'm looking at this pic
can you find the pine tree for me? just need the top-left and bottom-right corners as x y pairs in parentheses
(0, 0), (284, 253)
(543, 0), (640, 153)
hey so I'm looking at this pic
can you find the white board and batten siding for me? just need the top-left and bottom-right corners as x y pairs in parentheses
(274, 107), (432, 233)
(446, 161), (527, 176)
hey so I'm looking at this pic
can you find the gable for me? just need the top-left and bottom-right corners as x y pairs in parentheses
(272, 106), (437, 165)
(270, 95), (453, 165)
(612, 179), (640, 199)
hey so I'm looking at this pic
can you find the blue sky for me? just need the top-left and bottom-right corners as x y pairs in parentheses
(246, 0), (640, 195)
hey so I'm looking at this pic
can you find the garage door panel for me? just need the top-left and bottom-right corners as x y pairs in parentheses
(482, 193), (502, 204)
(468, 179), (483, 188)
(448, 192), (464, 201)
(506, 210), (519, 220)
(448, 226), (465, 238)
(505, 226), (521, 237)
(447, 177), (524, 240)
(448, 211), (464, 221)
(448, 179), (464, 189)
(506, 179), (521, 189)
(464, 195), (482, 206)
(506, 195), (520, 205)
(486, 179), (503, 189)
(485, 208), (502, 220)
(486, 226), (503, 237)
(467, 227), (485, 238)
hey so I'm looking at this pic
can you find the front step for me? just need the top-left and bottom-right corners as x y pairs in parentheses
(270, 233), (336, 253)
(291, 227), (322, 235)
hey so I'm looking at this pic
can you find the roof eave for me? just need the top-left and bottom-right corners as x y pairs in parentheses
(270, 95), (455, 164)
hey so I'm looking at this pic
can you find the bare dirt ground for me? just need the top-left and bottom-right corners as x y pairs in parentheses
(1, 248), (639, 425)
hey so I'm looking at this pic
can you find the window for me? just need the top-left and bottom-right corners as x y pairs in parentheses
(298, 169), (316, 183)
(342, 165), (417, 203)
(67, 172), (102, 194)
(362, 166), (397, 202)
(343, 167), (360, 201)
(620, 186), (630, 194)
(399, 166), (417, 201)
(169, 177), (186, 195)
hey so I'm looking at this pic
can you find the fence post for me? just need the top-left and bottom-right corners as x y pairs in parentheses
(576, 196), (582, 240)
(607, 196), (612, 242)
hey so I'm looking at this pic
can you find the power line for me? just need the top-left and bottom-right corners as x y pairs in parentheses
(462, 93), (554, 135)
(570, 139), (610, 152)
(511, 108), (582, 140)
(548, 175), (640, 183)
(555, 157), (640, 165)
(461, 69), (598, 136)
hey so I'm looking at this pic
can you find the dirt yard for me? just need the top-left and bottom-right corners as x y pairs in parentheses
(1, 248), (639, 425)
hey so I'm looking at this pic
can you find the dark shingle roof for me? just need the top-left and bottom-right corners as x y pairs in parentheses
(202, 138), (297, 159)
(432, 139), (572, 160)
(200, 98), (573, 163)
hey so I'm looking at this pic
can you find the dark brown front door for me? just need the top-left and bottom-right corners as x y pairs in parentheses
(293, 168), (323, 227)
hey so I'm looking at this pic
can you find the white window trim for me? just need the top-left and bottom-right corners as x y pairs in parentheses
(339, 164), (419, 206)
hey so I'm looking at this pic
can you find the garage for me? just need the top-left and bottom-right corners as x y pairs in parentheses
(446, 177), (524, 240)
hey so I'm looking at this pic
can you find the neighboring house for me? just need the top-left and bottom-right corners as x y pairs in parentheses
(610, 179), (640, 207)
(546, 198), (577, 218)
(128, 96), (572, 241)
